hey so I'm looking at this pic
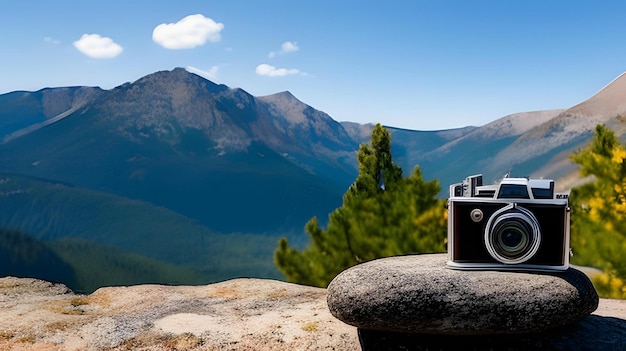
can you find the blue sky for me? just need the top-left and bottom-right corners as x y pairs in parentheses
(1, 1), (626, 130)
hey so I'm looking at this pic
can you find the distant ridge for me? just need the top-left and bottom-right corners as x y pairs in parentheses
(485, 71), (626, 184)
(1, 67), (624, 195)
(3, 106), (79, 143)
(0, 86), (102, 143)
(429, 110), (563, 155)
(378, 71), (626, 192)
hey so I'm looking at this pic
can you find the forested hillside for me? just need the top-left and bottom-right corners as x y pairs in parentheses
(0, 175), (282, 292)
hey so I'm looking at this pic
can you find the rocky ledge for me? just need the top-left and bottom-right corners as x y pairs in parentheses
(0, 266), (625, 350)
(0, 277), (358, 351)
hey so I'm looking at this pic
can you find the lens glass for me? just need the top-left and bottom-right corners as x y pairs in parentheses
(494, 221), (529, 258)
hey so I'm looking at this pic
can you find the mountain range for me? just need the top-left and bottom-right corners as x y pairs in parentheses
(387, 72), (626, 192)
(0, 67), (624, 292)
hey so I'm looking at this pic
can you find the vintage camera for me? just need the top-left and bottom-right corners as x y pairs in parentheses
(447, 173), (570, 272)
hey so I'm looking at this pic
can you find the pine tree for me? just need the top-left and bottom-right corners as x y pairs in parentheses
(569, 124), (626, 298)
(274, 124), (447, 287)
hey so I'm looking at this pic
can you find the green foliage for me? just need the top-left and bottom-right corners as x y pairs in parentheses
(590, 272), (626, 299)
(0, 228), (218, 294)
(0, 228), (76, 286)
(0, 226), (283, 294)
(569, 124), (626, 298)
(274, 124), (447, 287)
(0, 175), (284, 291)
(47, 237), (207, 293)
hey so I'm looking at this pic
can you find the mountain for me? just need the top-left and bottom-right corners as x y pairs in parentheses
(389, 72), (626, 192)
(255, 91), (358, 184)
(0, 68), (354, 236)
(523, 72), (626, 189)
(338, 111), (565, 190)
(0, 86), (103, 142)
(1, 67), (625, 292)
(484, 72), (626, 189)
(414, 109), (566, 188)
(0, 68), (360, 291)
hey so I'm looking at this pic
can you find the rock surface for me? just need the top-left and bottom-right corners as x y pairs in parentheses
(327, 253), (599, 334)
(0, 277), (358, 351)
(0, 270), (625, 350)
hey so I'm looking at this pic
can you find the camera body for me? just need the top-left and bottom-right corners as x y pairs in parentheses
(447, 174), (570, 272)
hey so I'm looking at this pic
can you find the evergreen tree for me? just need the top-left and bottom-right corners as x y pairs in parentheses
(569, 124), (626, 298)
(274, 124), (447, 287)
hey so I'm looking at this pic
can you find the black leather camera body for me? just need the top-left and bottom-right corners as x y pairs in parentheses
(447, 174), (570, 272)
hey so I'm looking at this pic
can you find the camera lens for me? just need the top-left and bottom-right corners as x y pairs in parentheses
(501, 229), (524, 249)
(484, 204), (541, 264)
(494, 220), (530, 256)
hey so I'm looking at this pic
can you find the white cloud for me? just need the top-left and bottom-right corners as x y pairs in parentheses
(281, 41), (299, 53)
(73, 34), (123, 59)
(256, 64), (300, 77)
(186, 65), (219, 80)
(268, 41), (299, 58)
(153, 14), (224, 49)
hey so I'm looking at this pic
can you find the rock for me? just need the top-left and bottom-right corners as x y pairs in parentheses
(327, 253), (599, 334)
(0, 277), (359, 350)
(1, 272), (625, 350)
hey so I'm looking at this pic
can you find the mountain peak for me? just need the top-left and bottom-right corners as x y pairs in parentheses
(258, 91), (301, 106)
(97, 67), (255, 153)
(257, 91), (310, 124)
(566, 72), (626, 118)
(273, 90), (297, 99)
(254, 89), (357, 164)
(130, 67), (224, 92)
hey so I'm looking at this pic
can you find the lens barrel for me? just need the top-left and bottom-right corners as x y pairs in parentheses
(484, 204), (541, 264)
